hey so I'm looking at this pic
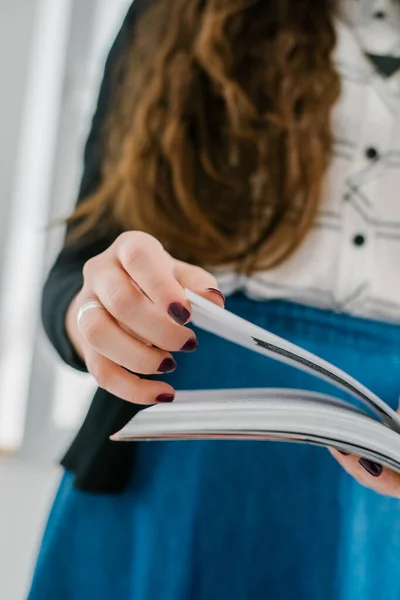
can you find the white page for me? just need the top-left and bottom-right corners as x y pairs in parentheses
(185, 290), (400, 433)
(113, 394), (400, 473)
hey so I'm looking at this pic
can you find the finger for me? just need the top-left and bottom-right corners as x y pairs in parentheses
(116, 232), (192, 326)
(173, 260), (226, 307)
(78, 302), (178, 375)
(84, 345), (176, 405)
(330, 449), (400, 498)
(93, 266), (198, 352)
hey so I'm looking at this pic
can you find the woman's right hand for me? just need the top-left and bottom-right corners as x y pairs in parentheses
(66, 231), (225, 405)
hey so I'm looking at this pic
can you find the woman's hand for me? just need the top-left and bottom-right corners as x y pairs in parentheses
(66, 231), (225, 405)
(330, 447), (400, 498)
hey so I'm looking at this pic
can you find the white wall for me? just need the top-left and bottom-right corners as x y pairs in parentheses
(0, 3), (62, 595)
(0, 0), (38, 273)
(0, 1), (133, 598)
(0, 461), (60, 600)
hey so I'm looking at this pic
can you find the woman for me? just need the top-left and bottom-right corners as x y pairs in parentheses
(29, 0), (400, 598)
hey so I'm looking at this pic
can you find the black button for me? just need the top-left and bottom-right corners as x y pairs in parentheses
(365, 147), (379, 160)
(373, 10), (386, 19)
(344, 193), (351, 201)
(353, 234), (366, 247)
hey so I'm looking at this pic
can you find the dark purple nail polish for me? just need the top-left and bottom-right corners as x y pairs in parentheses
(157, 358), (177, 373)
(156, 393), (175, 403)
(206, 288), (226, 305)
(359, 458), (383, 477)
(339, 451), (350, 456)
(168, 303), (191, 325)
(180, 338), (198, 352)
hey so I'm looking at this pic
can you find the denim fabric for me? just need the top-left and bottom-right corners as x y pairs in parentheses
(28, 295), (400, 600)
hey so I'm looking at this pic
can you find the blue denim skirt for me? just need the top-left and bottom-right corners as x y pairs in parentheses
(28, 294), (400, 600)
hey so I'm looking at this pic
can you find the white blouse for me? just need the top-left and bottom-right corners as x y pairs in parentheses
(213, 0), (400, 324)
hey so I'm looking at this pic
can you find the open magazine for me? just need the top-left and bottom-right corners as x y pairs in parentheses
(112, 290), (400, 473)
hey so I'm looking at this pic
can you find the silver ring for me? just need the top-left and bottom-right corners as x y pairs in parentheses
(77, 301), (103, 328)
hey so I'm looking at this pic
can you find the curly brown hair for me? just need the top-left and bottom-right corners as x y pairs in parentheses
(66, 0), (341, 274)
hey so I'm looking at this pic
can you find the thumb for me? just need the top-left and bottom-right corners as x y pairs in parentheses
(173, 259), (226, 308)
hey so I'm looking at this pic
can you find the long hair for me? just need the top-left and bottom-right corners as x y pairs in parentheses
(66, 0), (340, 273)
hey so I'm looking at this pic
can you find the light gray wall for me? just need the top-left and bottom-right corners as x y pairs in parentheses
(0, 460), (60, 600)
(21, 0), (133, 461)
(0, 0), (38, 270)
(0, 0), (132, 457)
(20, 0), (100, 461)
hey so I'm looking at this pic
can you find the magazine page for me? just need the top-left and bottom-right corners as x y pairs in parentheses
(112, 390), (400, 473)
(185, 290), (400, 433)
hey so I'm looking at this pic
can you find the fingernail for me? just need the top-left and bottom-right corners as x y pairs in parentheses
(206, 288), (226, 305)
(168, 303), (191, 325)
(157, 358), (177, 373)
(180, 338), (198, 352)
(156, 393), (175, 403)
(358, 458), (383, 477)
(339, 451), (350, 456)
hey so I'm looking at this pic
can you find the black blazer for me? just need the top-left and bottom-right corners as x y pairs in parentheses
(42, 0), (155, 493)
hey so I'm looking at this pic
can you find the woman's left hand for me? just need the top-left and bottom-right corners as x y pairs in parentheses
(330, 448), (400, 498)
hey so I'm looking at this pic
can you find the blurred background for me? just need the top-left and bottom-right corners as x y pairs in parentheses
(0, 1), (131, 597)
